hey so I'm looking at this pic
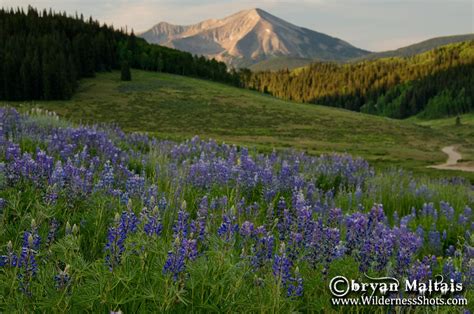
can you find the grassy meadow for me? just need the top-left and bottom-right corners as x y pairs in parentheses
(7, 70), (473, 181)
(0, 109), (472, 312)
(1, 7), (472, 313)
(414, 114), (474, 164)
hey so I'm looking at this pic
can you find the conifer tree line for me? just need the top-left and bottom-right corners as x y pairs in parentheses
(0, 7), (238, 100)
(240, 41), (474, 119)
(2, 7), (473, 119)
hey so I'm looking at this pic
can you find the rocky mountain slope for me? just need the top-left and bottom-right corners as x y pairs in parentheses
(139, 8), (369, 67)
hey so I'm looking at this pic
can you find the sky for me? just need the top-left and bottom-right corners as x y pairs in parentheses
(2, 0), (473, 51)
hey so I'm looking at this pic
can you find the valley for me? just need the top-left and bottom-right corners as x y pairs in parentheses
(0, 5), (473, 312)
(8, 70), (473, 181)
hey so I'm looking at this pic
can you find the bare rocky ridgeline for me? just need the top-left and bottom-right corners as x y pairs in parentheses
(139, 8), (369, 67)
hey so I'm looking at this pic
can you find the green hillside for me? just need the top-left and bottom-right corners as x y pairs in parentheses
(357, 34), (474, 61)
(413, 113), (474, 164)
(243, 41), (474, 119)
(249, 57), (313, 71)
(241, 35), (474, 71)
(7, 70), (472, 179)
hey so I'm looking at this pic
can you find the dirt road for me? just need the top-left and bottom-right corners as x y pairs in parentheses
(428, 145), (474, 172)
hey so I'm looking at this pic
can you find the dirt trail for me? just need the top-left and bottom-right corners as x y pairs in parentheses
(428, 145), (474, 172)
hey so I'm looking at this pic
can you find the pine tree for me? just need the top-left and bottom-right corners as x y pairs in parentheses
(121, 61), (131, 81)
(0, 7), (237, 101)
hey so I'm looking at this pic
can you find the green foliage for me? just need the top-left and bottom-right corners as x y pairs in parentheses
(120, 61), (131, 81)
(242, 41), (474, 119)
(0, 142), (472, 312)
(419, 89), (472, 119)
(10, 69), (474, 181)
(0, 7), (238, 101)
(358, 34), (474, 61)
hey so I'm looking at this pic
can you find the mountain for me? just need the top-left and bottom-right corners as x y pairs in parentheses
(241, 41), (474, 119)
(355, 34), (474, 61)
(250, 35), (474, 71)
(139, 8), (369, 67)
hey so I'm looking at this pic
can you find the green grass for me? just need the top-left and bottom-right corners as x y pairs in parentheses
(249, 56), (313, 71)
(6, 70), (472, 180)
(413, 113), (474, 163)
(0, 102), (472, 312)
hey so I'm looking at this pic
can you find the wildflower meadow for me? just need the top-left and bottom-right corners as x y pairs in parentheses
(0, 108), (472, 312)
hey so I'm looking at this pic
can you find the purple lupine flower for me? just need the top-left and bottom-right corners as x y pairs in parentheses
(287, 267), (304, 297)
(295, 203), (313, 239)
(458, 214), (469, 225)
(18, 234), (38, 296)
(125, 174), (145, 198)
(428, 225), (442, 254)
(443, 258), (462, 283)
(393, 227), (422, 276)
(359, 223), (395, 272)
(416, 225), (424, 241)
(368, 204), (387, 228)
(306, 182), (316, 203)
(182, 238), (198, 261)
(273, 243), (304, 297)
(415, 185), (433, 199)
(421, 203), (436, 219)
(44, 184), (59, 205)
(191, 218), (207, 242)
(276, 197), (287, 219)
(0, 240), (17, 267)
(157, 196), (167, 211)
(217, 214), (239, 242)
(277, 208), (293, 240)
(104, 209), (138, 271)
(409, 257), (433, 283)
(458, 207), (471, 227)
(273, 243), (292, 286)
(122, 202), (139, 233)
(46, 218), (60, 248)
(105, 213), (127, 271)
(327, 207), (343, 227)
(54, 264), (71, 290)
(264, 188), (276, 203)
(198, 195), (209, 218)
(287, 232), (304, 260)
(250, 234), (275, 269)
(461, 242), (474, 287)
(307, 220), (341, 274)
(163, 236), (197, 281)
(240, 221), (255, 238)
(173, 203), (190, 238)
(24, 219), (41, 251)
(95, 161), (115, 192)
(255, 226), (267, 237)
(440, 201), (455, 222)
(345, 212), (368, 256)
(163, 244), (186, 281)
(236, 197), (246, 217)
(446, 245), (456, 256)
(143, 206), (162, 237)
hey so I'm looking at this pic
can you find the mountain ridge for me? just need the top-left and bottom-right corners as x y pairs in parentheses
(249, 35), (474, 71)
(139, 8), (369, 67)
(355, 34), (474, 61)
